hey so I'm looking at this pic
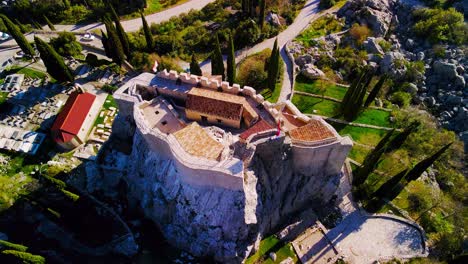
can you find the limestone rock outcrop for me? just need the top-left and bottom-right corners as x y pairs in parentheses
(338, 0), (395, 37)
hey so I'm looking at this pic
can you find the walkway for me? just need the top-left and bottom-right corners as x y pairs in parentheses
(294, 162), (428, 263)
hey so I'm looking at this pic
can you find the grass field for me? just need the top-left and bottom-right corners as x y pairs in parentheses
(1, 66), (48, 80)
(245, 235), (297, 264)
(292, 95), (341, 117)
(331, 122), (387, 146)
(352, 109), (392, 127)
(348, 144), (372, 164)
(294, 75), (347, 100)
(93, 95), (117, 127)
(296, 14), (344, 47)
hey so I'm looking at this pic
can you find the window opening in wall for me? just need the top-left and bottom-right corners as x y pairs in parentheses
(162, 120), (167, 125)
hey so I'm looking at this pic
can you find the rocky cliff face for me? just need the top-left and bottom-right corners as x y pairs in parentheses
(122, 127), (345, 262)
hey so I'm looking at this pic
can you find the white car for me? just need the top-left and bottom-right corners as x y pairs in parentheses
(0, 32), (10, 41)
(82, 33), (95, 41)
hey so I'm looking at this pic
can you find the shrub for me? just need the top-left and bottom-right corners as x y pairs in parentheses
(319, 0), (336, 9)
(349, 23), (372, 44)
(102, 84), (118, 94)
(390, 91), (412, 107)
(378, 39), (391, 52)
(49, 31), (82, 57)
(234, 19), (261, 48)
(1, 250), (45, 264)
(413, 8), (467, 44)
(0, 240), (28, 252)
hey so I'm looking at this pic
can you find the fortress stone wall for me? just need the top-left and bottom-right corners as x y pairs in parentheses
(113, 72), (353, 262)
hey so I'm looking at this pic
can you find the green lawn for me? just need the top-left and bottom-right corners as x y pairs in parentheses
(331, 123), (387, 146)
(348, 144), (372, 164)
(352, 109), (392, 127)
(245, 235), (298, 264)
(93, 95), (118, 127)
(294, 75), (347, 100)
(292, 95), (341, 117)
(262, 82), (282, 103)
(1, 66), (47, 80)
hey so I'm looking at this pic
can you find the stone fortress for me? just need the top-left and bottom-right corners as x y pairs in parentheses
(113, 70), (352, 262)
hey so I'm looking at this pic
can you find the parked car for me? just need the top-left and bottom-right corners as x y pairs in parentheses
(82, 32), (95, 41)
(14, 51), (25, 59)
(0, 32), (10, 41)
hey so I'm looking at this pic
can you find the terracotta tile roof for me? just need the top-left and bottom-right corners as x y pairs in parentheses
(51, 92), (96, 143)
(239, 119), (275, 140)
(173, 122), (224, 160)
(186, 88), (258, 122)
(289, 119), (336, 142)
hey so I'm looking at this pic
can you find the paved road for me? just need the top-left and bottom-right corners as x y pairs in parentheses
(201, 0), (324, 102)
(54, 0), (216, 33)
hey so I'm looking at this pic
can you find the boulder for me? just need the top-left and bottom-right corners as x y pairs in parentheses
(405, 83), (418, 94)
(338, 0), (394, 37)
(266, 12), (281, 27)
(380, 51), (405, 73)
(406, 39), (414, 49)
(301, 64), (325, 80)
(295, 54), (314, 67)
(363, 37), (384, 55)
(433, 61), (458, 80)
(269, 252), (277, 261)
(454, 75), (466, 89)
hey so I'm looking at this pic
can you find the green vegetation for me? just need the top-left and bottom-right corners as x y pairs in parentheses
(141, 13), (155, 52)
(292, 95), (340, 117)
(331, 123), (387, 146)
(1, 250), (45, 264)
(0, 240), (28, 252)
(34, 36), (74, 83)
(319, 0), (336, 9)
(189, 54), (202, 76)
(103, 17), (126, 65)
(110, 5), (131, 59)
(227, 33), (236, 85)
(93, 95), (117, 127)
(267, 39), (280, 91)
(295, 75), (347, 100)
(348, 144), (371, 163)
(211, 34), (225, 80)
(43, 15), (55, 31)
(0, 92), (9, 105)
(245, 235), (280, 264)
(0, 66), (47, 80)
(245, 235), (298, 264)
(296, 15), (344, 47)
(0, 14), (35, 57)
(352, 109), (392, 127)
(413, 7), (467, 44)
(237, 48), (283, 102)
(50, 32), (83, 57)
(390, 91), (412, 108)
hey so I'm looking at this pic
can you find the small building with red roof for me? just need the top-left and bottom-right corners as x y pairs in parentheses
(51, 91), (97, 150)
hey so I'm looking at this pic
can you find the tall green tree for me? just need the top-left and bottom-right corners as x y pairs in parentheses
(211, 34), (225, 80)
(227, 33), (236, 85)
(34, 36), (73, 83)
(141, 13), (154, 51)
(50, 31), (82, 57)
(0, 14), (35, 57)
(190, 54), (202, 76)
(43, 15), (55, 31)
(364, 74), (387, 107)
(353, 129), (395, 187)
(366, 169), (409, 212)
(109, 6), (131, 58)
(259, 0), (266, 29)
(100, 30), (113, 59)
(386, 121), (420, 152)
(103, 17), (126, 65)
(405, 143), (452, 182)
(341, 68), (374, 121)
(266, 39), (280, 91)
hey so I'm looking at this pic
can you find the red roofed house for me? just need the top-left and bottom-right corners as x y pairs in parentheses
(51, 91), (97, 150)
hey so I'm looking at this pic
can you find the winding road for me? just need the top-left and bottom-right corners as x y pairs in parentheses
(200, 0), (333, 102)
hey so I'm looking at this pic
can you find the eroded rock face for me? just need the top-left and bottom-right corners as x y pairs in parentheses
(123, 130), (346, 262)
(338, 0), (395, 37)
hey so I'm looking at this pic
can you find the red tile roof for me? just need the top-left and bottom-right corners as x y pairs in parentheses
(186, 88), (244, 121)
(239, 119), (274, 140)
(289, 120), (336, 142)
(51, 92), (96, 143)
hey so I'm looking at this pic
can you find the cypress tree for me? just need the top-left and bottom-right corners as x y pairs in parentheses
(342, 68), (374, 121)
(259, 0), (266, 29)
(353, 129), (395, 187)
(104, 18), (126, 65)
(34, 36), (73, 83)
(190, 54), (202, 76)
(0, 15), (35, 57)
(372, 169), (409, 200)
(141, 13), (154, 52)
(267, 39), (280, 91)
(101, 30), (113, 59)
(110, 7), (131, 58)
(386, 121), (419, 152)
(364, 74), (387, 107)
(405, 143), (452, 182)
(227, 33), (236, 85)
(43, 15), (55, 31)
(33, 20), (43, 30)
(211, 34), (225, 80)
